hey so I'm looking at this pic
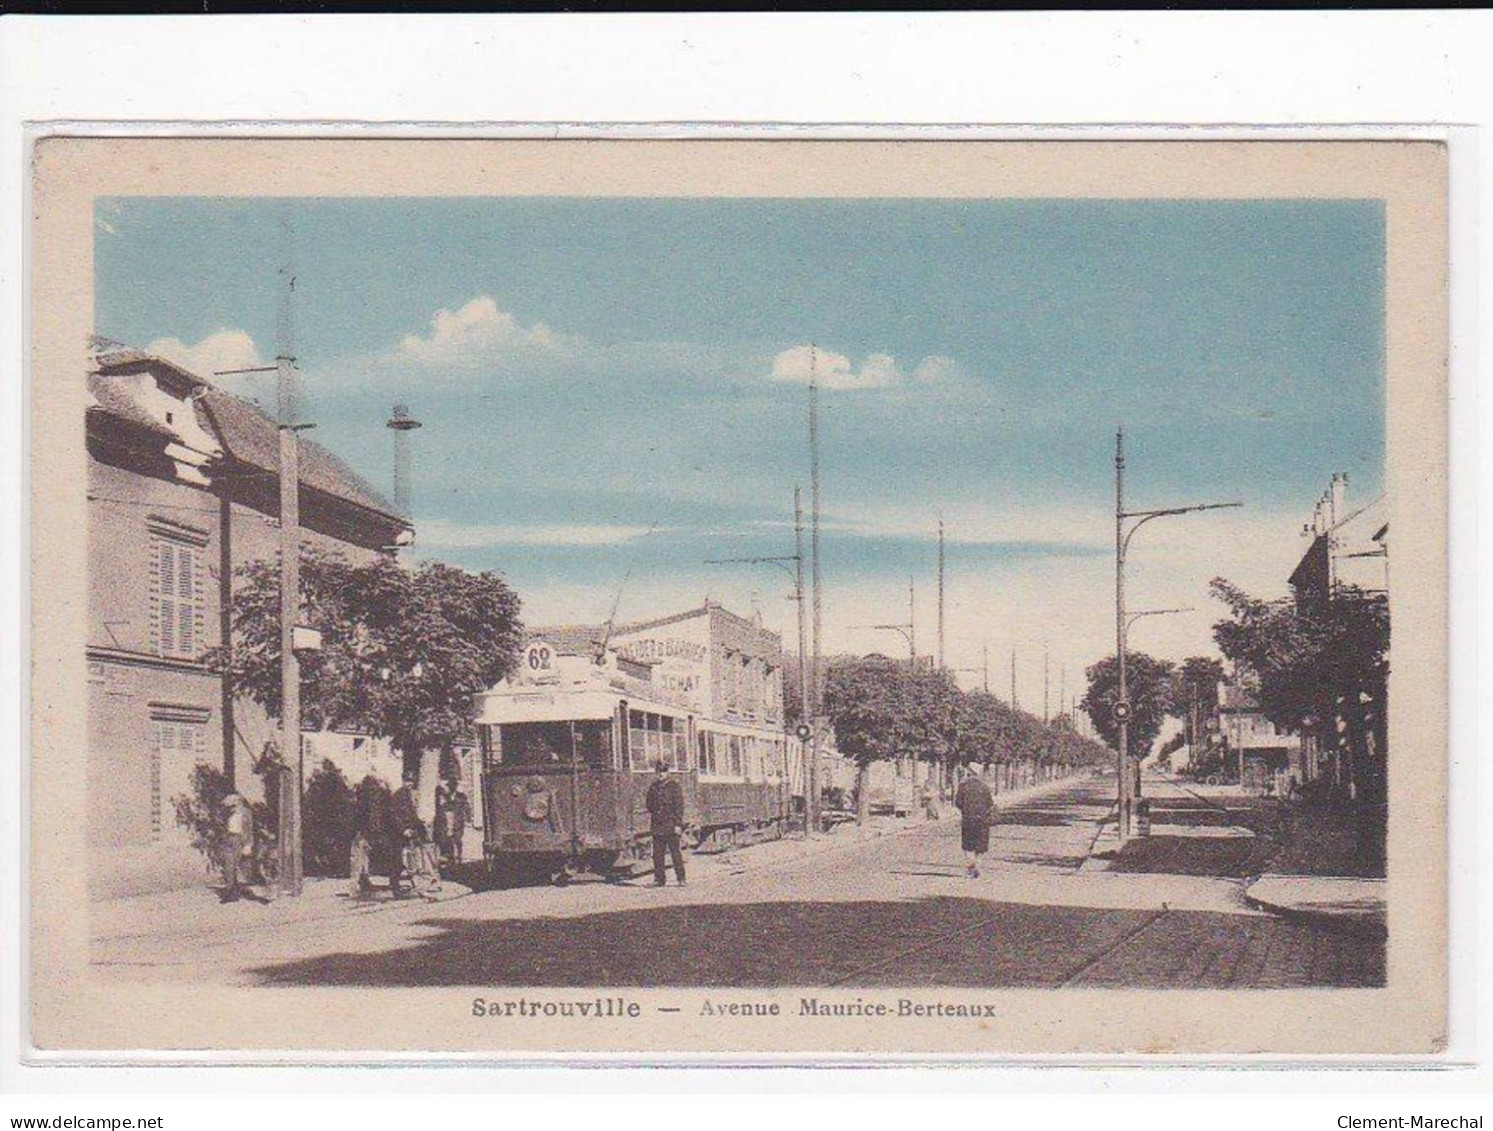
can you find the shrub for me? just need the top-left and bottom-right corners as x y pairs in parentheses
(302, 759), (355, 877)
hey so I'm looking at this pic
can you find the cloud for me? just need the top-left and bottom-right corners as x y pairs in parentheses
(392, 295), (579, 369)
(418, 519), (663, 548)
(147, 329), (265, 380)
(912, 355), (964, 384)
(766, 345), (966, 392)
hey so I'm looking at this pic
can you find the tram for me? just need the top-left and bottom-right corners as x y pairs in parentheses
(476, 642), (804, 881)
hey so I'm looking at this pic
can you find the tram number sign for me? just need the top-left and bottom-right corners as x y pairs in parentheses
(1111, 699), (1133, 723)
(795, 723), (813, 742)
(523, 642), (555, 673)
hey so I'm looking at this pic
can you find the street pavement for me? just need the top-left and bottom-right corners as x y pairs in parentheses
(90, 773), (1384, 990)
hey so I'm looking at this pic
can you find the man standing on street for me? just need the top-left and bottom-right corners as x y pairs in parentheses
(954, 760), (995, 878)
(219, 792), (254, 902)
(645, 761), (686, 887)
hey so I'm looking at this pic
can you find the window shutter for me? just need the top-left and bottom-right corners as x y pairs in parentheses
(158, 543), (177, 658)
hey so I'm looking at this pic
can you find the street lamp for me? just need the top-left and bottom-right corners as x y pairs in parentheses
(1114, 426), (1240, 843)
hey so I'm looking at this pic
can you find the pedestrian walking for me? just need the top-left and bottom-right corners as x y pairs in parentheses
(401, 821), (443, 901)
(433, 779), (454, 867)
(645, 761), (686, 887)
(954, 760), (995, 878)
(390, 769), (420, 893)
(447, 779), (471, 866)
(218, 792), (255, 902)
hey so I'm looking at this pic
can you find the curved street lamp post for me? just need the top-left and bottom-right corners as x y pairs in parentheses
(1115, 426), (1241, 843)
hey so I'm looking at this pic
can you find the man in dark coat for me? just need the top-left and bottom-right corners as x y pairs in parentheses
(644, 761), (686, 887)
(953, 760), (995, 878)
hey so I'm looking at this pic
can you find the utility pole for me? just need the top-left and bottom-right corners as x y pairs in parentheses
(1043, 641), (1050, 723)
(1115, 427), (1128, 842)
(908, 576), (917, 672)
(982, 642), (990, 694)
(1114, 424), (1241, 841)
(937, 517), (945, 672)
(276, 213), (305, 897)
(705, 490), (811, 836)
(808, 347), (823, 839)
(1010, 645), (1018, 710)
(794, 487), (812, 836)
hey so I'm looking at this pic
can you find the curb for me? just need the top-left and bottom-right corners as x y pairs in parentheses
(1241, 881), (1387, 940)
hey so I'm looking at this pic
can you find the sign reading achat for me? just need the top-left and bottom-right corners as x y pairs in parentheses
(615, 632), (710, 710)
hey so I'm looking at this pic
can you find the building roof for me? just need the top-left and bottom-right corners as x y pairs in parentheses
(526, 624), (608, 657)
(197, 386), (408, 524)
(85, 371), (175, 440)
(91, 341), (409, 528)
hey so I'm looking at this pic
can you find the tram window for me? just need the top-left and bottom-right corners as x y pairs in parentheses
(628, 711), (648, 771)
(728, 735), (743, 777)
(501, 723), (566, 765)
(575, 722), (613, 770)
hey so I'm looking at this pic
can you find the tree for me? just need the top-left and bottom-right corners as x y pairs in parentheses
(1209, 577), (1388, 807)
(822, 656), (916, 825)
(1080, 652), (1175, 757)
(211, 547), (524, 785)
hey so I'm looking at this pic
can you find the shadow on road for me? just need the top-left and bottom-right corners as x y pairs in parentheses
(250, 894), (1384, 990)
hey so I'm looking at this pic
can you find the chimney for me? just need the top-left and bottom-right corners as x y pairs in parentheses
(1330, 472), (1347, 528)
(386, 403), (422, 521)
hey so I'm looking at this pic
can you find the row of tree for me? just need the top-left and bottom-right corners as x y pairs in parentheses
(821, 656), (1113, 824)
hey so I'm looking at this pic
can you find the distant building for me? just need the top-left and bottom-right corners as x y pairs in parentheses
(86, 338), (411, 897)
(1217, 681), (1301, 795)
(530, 600), (785, 730)
(1287, 473), (1389, 801)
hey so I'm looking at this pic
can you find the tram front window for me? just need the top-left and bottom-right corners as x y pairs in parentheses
(499, 722), (614, 769)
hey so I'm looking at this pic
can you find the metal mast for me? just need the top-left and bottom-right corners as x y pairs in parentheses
(276, 207), (304, 897)
(808, 346), (822, 837)
(937, 516), (945, 671)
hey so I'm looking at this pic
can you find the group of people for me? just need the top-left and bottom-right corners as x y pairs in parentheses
(349, 771), (472, 901)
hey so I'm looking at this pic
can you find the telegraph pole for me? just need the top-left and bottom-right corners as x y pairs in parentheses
(277, 214), (305, 897)
(908, 577), (917, 672)
(794, 487), (812, 836)
(703, 490), (812, 836)
(808, 347), (823, 838)
(982, 642), (990, 694)
(1043, 641), (1050, 723)
(937, 517), (945, 671)
(1010, 646), (1018, 710)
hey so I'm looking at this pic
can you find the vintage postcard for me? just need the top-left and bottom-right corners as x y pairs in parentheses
(27, 137), (1447, 1058)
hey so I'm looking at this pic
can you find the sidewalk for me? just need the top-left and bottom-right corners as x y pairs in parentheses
(1085, 775), (1386, 935)
(1243, 795), (1386, 936)
(1242, 874), (1386, 936)
(92, 873), (474, 945)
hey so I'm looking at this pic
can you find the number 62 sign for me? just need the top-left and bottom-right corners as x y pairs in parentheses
(522, 642), (555, 673)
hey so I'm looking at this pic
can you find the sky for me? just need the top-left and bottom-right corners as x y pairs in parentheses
(95, 195), (1385, 715)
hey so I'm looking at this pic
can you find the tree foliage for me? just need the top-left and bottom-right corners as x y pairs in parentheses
(209, 547), (524, 757)
(1209, 578), (1387, 732)
(1080, 651), (1175, 755)
(824, 657), (1111, 772)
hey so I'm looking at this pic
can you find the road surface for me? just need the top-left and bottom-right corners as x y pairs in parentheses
(91, 773), (1383, 989)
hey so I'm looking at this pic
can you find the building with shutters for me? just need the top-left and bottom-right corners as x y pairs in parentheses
(86, 338), (411, 897)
